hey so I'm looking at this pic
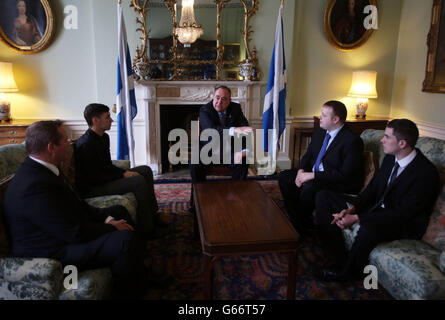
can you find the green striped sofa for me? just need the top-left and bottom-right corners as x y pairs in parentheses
(342, 129), (445, 300)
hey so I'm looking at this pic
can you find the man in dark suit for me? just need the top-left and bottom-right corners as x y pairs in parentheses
(314, 119), (439, 281)
(75, 103), (169, 237)
(190, 85), (254, 182)
(278, 100), (364, 235)
(4, 120), (147, 298)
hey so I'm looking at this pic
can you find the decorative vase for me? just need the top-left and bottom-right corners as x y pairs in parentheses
(0, 101), (10, 121)
(239, 60), (254, 81)
(133, 59), (150, 80)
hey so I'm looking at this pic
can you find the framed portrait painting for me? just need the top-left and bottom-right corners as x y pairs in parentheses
(423, 0), (445, 93)
(0, 0), (55, 54)
(223, 43), (240, 62)
(324, 0), (377, 51)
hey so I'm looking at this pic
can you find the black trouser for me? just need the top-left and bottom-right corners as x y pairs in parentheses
(277, 169), (319, 233)
(54, 205), (147, 298)
(315, 190), (406, 275)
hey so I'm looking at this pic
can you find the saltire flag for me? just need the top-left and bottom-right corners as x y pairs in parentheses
(262, 3), (286, 158)
(117, 2), (137, 166)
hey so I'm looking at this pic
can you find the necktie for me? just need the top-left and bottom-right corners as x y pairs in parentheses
(313, 133), (331, 172)
(218, 112), (226, 127)
(388, 162), (400, 187)
(370, 161), (400, 211)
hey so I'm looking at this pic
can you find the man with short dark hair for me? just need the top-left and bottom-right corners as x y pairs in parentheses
(76, 103), (169, 237)
(190, 86), (254, 182)
(4, 121), (147, 298)
(278, 100), (364, 235)
(314, 119), (439, 281)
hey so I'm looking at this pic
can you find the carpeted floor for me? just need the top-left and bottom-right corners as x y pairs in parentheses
(144, 179), (393, 300)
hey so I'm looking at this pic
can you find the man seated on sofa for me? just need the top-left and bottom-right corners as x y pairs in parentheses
(75, 103), (169, 238)
(314, 119), (440, 282)
(4, 120), (148, 298)
(278, 100), (364, 236)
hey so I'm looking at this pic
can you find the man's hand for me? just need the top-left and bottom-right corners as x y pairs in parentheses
(107, 219), (134, 231)
(234, 150), (247, 164)
(234, 126), (254, 137)
(331, 206), (358, 229)
(123, 170), (140, 178)
(295, 170), (314, 187)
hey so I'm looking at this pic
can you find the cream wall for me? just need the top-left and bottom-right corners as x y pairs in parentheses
(390, 0), (445, 129)
(289, 0), (403, 119)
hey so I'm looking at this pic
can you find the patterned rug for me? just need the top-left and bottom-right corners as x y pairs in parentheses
(145, 180), (393, 300)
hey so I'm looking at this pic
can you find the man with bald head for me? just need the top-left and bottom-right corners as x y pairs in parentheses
(190, 85), (254, 182)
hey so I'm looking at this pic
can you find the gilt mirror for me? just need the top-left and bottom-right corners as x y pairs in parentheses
(130, 0), (259, 81)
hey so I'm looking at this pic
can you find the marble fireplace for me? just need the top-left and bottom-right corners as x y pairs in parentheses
(133, 80), (292, 174)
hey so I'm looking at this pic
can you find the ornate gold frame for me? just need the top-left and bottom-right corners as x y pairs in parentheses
(130, 0), (259, 81)
(423, 0), (445, 93)
(0, 0), (55, 54)
(323, 0), (377, 51)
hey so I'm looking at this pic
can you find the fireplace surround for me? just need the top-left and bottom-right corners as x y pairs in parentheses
(133, 80), (292, 174)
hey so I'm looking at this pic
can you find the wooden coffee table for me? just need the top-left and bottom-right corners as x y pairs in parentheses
(193, 180), (300, 300)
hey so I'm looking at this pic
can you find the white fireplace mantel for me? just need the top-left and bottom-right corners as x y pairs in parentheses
(133, 80), (292, 174)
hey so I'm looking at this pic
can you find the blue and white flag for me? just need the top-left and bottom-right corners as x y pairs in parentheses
(117, 2), (137, 166)
(262, 3), (286, 157)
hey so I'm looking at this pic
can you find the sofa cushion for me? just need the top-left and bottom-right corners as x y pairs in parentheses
(0, 279), (57, 300)
(361, 150), (375, 192)
(422, 184), (445, 251)
(0, 143), (27, 179)
(416, 136), (445, 187)
(59, 268), (113, 300)
(60, 143), (77, 187)
(85, 193), (137, 223)
(0, 257), (64, 300)
(361, 129), (385, 168)
(369, 239), (445, 300)
(0, 175), (14, 258)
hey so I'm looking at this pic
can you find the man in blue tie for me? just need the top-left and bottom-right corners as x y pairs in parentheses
(278, 100), (364, 236)
(314, 119), (439, 281)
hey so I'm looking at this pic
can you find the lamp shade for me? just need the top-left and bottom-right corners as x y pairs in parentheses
(0, 62), (18, 93)
(347, 70), (377, 99)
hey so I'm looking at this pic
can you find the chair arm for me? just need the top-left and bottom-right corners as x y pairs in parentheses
(0, 257), (63, 283)
(112, 160), (130, 170)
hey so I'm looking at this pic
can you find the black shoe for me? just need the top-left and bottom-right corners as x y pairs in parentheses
(312, 267), (348, 282)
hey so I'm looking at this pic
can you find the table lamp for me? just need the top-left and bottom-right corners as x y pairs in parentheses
(347, 70), (378, 119)
(0, 62), (19, 122)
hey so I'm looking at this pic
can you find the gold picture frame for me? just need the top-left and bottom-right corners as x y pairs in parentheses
(423, 0), (445, 93)
(323, 0), (377, 51)
(0, 0), (55, 54)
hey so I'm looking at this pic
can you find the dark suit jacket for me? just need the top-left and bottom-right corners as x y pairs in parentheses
(199, 101), (250, 159)
(4, 157), (116, 259)
(299, 125), (364, 193)
(355, 150), (439, 238)
(75, 129), (125, 195)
